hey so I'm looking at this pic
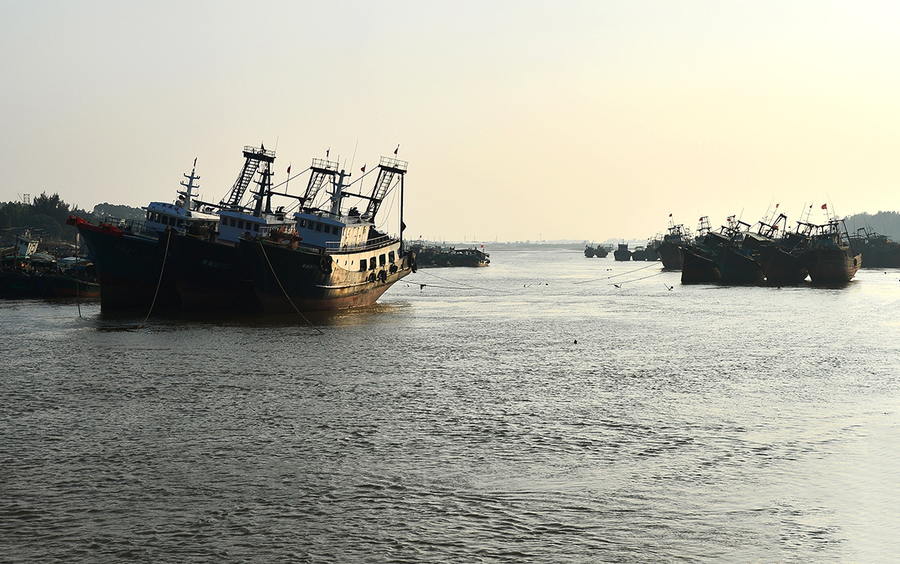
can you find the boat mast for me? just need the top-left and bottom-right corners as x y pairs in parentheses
(219, 145), (276, 212)
(178, 159), (200, 211)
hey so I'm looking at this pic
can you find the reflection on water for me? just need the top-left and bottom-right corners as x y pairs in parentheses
(2, 250), (900, 563)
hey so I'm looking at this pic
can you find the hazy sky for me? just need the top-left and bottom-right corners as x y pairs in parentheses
(2, 1), (898, 242)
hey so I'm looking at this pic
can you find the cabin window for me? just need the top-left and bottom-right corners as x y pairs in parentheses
(369, 258), (377, 270)
(230, 218), (236, 227)
(238, 220), (244, 229)
(298, 219), (306, 228)
(316, 223), (322, 232)
(359, 260), (367, 272)
(333, 227), (341, 238)
(177, 219), (184, 227)
(388, 251), (395, 263)
(379, 254), (386, 266)
(253, 224), (259, 232)
(307, 222), (315, 230)
(324, 225), (331, 234)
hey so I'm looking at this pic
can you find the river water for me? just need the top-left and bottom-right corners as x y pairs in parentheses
(2, 247), (900, 563)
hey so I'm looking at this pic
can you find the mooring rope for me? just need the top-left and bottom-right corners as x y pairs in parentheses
(573, 261), (659, 284)
(258, 240), (324, 335)
(138, 229), (172, 329)
(406, 269), (516, 294)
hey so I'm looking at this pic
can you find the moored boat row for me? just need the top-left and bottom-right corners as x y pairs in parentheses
(678, 212), (861, 285)
(69, 144), (416, 314)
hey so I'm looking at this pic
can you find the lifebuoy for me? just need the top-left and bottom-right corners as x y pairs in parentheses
(319, 255), (332, 274)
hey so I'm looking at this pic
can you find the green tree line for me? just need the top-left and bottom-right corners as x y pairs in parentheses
(1, 193), (91, 244)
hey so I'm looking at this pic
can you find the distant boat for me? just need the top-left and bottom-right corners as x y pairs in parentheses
(613, 243), (632, 261)
(656, 221), (691, 270)
(584, 245), (595, 258)
(848, 227), (900, 268)
(411, 243), (490, 267)
(630, 246), (648, 261)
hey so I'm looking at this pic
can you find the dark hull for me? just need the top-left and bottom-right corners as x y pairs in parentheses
(76, 221), (179, 310)
(803, 249), (861, 284)
(855, 245), (900, 268)
(167, 234), (260, 312)
(613, 250), (632, 261)
(717, 249), (765, 285)
(239, 239), (414, 313)
(44, 275), (101, 298)
(656, 241), (682, 270)
(680, 247), (721, 284)
(1, 271), (50, 298)
(757, 245), (808, 285)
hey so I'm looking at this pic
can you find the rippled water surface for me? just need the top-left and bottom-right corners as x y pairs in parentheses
(3, 248), (900, 563)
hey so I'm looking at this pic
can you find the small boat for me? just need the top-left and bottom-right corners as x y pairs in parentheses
(613, 243), (632, 261)
(410, 243), (490, 267)
(584, 245), (595, 258)
(631, 246), (648, 261)
(594, 245), (609, 258)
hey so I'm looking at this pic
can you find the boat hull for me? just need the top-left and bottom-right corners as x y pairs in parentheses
(74, 219), (180, 310)
(656, 241), (682, 270)
(680, 246), (721, 284)
(166, 234), (260, 312)
(239, 238), (413, 313)
(757, 245), (808, 285)
(803, 249), (861, 284)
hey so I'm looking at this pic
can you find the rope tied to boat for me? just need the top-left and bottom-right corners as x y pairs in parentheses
(258, 240), (324, 335)
(138, 229), (172, 329)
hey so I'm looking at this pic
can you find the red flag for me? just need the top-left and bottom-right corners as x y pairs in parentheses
(286, 165), (291, 174)
(326, 148), (330, 157)
(193, 157), (197, 167)
(394, 144), (399, 155)
(775, 203), (779, 208)
(821, 203), (827, 209)
(668, 213), (673, 217)
(361, 164), (366, 172)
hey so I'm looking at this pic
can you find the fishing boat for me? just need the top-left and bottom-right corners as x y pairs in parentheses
(613, 243), (632, 261)
(848, 227), (900, 268)
(163, 145), (294, 311)
(584, 245), (595, 258)
(68, 159), (220, 310)
(680, 216), (763, 284)
(801, 219), (861, 284)
(239, 155), (415, 313)
(411, 243), (490, 267)
(656, 221), (691, 270)
(742, 212), (809, 285)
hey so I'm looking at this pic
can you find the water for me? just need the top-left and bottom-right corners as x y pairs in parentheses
(2, 248), (900, 563)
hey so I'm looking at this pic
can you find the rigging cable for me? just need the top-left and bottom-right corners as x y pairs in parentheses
(138, 229), (172, 329)
(257, 240), (325, 335)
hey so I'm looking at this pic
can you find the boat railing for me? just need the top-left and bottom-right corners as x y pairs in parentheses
(96, 215), (155, 237)
(326, 234), (398, 254)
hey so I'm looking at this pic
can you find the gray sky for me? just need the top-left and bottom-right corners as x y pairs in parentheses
(2, 1), (898, 242)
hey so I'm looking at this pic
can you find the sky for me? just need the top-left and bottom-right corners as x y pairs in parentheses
(2, 1), (899, 242)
